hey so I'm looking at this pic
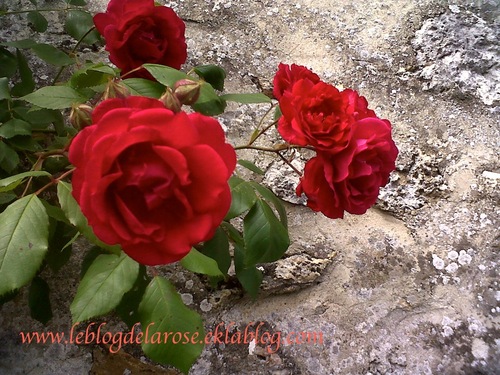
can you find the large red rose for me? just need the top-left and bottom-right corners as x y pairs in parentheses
(273, 63), (320, 100)
(69, 96), (236, 265)
(296, 117), (398, 219)
(278, 79), (354, 152)
(93, 0), (187, 79)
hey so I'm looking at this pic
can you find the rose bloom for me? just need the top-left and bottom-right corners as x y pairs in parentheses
(296, 117), (398, 219)
(278, 79), (354, 152)
(93, 0), (187, 79)
(69, 96), (236, 265)
(273, 63), (320, 100)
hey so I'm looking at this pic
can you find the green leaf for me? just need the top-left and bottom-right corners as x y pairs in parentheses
(57, 181), (121, 252)
(225, 176), (258, 220)
(70, 66), (114, 89)
(243, 199), (290, 265)
(237, 159), (265, 175)
(274, 105), (282, 121)
(70, 252), (139, 322)
(27, 11), (48, 32)
(0, 141), (20, 173)
(0, 77), (11, 100)
(28, 276), (52, 324)
(0, 47), (17, 78)
(180, 248), (223, 277)
(139, 277), (205, 374)
(21, 86), (87, 109)
(65, 10), (100, 45)
(0, 118), (32, 138)
(31, 44), (74, 66)
(220, 93), (272, 104)
(200, 227), (231, 275)
(249, 182), (288, 228)
(193, 64), (226, 91)
(0, 170), (51, 193)
(192, 82), (226, 116)
(11, 49), (35, 97)
(234, 244), (262, 299)
(122, 78), (165, 98)
(0, 194), (49, 296)
(143, 64), (188, 87)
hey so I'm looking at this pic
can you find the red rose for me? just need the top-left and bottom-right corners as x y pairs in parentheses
(342, 88), (377, 120)
(69, 96), (236, 265)
(296, 117), (398, 219)
(93, 0), (187, 79)
(278, 79), (354, 152)
(273, 63), (320, 100)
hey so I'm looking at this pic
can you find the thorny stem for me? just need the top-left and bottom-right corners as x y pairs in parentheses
(34, 168), (75, 196)
(277, 152), (303, 176)
(52, 26), (97, 85)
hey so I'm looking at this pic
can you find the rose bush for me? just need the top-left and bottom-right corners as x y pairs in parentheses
(296, 117), (399, 219)
(69, 96), (236, 265)
(93, 0), (187, 78)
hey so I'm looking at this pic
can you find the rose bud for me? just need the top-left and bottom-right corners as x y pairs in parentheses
(159, 87), (182, 113)
(103, 78), (131, 100)
(69, 104), (93, 130)
(173, 79), (201, 105)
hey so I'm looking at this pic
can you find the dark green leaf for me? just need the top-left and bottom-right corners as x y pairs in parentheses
(0, 118), (31, 138)
(0, 47), (17, 78)
(7, 136), (41, 152)
(11, 49), (35, 97)
(225, 176), (258, 220)
(66, 0), (87, 5)
(28, 277), (52, 324)
(234, 244), (262, 299)
(143, 64), (188, 87)
(122, 78), (165, 98)
(139, 277), (205, 374)
(237, 159), (265, 175)
(115, 265), (149, 328)
(192, 82), (226, 116)
(65, 10), (100, 45)
(28, 0), (37, 5)
(57, 181), (121, 253)
(180, 248), (224, 277)
(0, 171), (51, 193)
(21, 86), (87, 109)
(70, 252), (139, 322)
(27, 11), (48, 33)
(249, 182), (288, 228)
(31, 44), (75, 66)
(243, 199), (290, 265)
(0, 141), (20, 173)
(0, 77), (10, 100)
(0, 194), (49, 296)
(193, 64), (226, 91)
(1, 39), (37, 49)
(46, 220), (76, 273)
(220, 93), (272, 104)
(200, 227), (231, 275)
(0, 193), (16, 205)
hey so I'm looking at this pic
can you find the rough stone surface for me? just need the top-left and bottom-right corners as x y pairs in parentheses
(1, 0), (499, 374)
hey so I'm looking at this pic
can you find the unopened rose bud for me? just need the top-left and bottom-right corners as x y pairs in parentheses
(103, 78), (130, 100)
(160, 87), (182, 113)
(69, 104), (93, 129)
(173, 79), (201, 105)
